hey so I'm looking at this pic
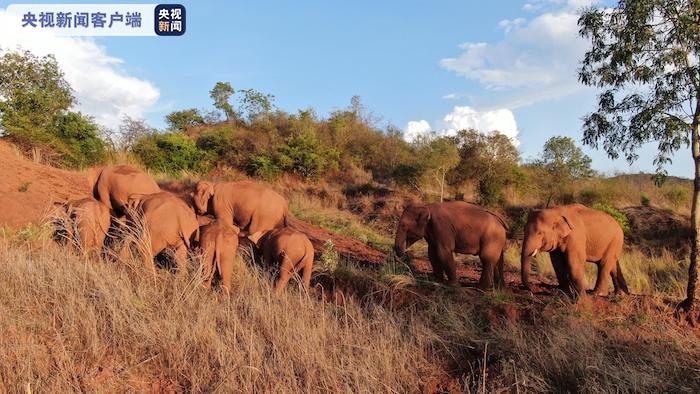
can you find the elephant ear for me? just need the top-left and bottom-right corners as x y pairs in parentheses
(201, 181), (215, 197)
(554, 215), (574, 238)
(416, 206), (431, 227)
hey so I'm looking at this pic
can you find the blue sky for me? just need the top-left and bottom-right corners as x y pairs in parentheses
(0, 0), (692, 177)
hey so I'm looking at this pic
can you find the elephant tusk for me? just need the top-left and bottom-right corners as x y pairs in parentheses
(531, 248), (539, 257)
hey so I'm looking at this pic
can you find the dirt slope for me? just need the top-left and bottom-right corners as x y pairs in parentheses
(0, 141), (89, 228)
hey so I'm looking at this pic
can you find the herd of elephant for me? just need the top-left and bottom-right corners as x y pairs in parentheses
(55, 164), (629, 298)
(54, 165), (314, 294)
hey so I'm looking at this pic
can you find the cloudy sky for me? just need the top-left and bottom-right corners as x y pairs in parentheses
(0, 0), (692, 177)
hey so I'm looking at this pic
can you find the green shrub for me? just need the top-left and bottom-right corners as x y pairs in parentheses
(277, 133), (339, 178)
(132, 132), (211, 174)
(641, 195), (651, 207)
(54, 111), (107, 168)
(477, 178), (504, 207)
(196, 126), (241, 165)
(593, 202), (630, 235)
(247, 154), (281, 180)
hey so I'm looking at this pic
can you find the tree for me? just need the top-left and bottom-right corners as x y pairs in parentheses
(238, 88), (274, 122)
(54, 112), (106, 167)
(0, 49), (106, 168)
(119, 115), (155, 150)
(0, 50), (73, 148)
(534, 136), (594, 206)
(210, 82), (235, 121)
(578, 1), (700, 314)
(448, 129), (520, 206)
(165, 108), (205, 131)
(414, 134), (460, 202)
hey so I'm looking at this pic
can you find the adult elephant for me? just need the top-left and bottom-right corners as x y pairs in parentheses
(192, 180), (289, 234)
(394, 201), (508, 289)
(91, 165), (161, 216)
(520, 204), (628, 297)
(123, 192), (199, 275)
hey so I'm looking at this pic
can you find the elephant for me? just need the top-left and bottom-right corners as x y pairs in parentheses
(520, 203), (629, 297)
(394, 201), (508, 289)
(198, 220), (240, 293)
(123, 192), (199, 274)
(192, 180), (289, 234)
(249, 227), (314, 293)
(91, 165), (161, 216)
(54, 197), (111, 256)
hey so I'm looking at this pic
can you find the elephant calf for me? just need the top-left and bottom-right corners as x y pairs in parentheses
(199, 220), (240, 293)
(249, 228), (314, 293)
(54, 197), (111, 257)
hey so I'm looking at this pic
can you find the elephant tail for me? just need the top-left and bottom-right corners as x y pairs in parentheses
(214, 232), (225, 276)
(616, 260), (630, 294)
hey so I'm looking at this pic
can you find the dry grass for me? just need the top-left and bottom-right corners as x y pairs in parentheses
(0, 230), (698, 392)
(0, 237), (439, 392)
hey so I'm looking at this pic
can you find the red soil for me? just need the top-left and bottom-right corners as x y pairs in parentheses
(0, 141), (89, 228)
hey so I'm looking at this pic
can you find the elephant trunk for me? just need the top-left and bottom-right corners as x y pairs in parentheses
(521, 237), (538, 290)
(394, 227), (407, 257)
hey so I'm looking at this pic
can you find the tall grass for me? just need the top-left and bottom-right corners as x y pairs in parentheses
(0, 239), (437, 392)
(0, 235), (698, 392)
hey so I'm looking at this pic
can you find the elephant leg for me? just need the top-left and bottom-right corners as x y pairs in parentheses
(495, 252), (506, 289)
(592, 259), (615, 296)
(434, 246), (458, 287)
(611, 260), (629, 295)
(173, 244), (189, 277)
(202, 249), (215, 289)
(566, 254), (588, 298)
(477, 254), (497, 290)
(274, 254), (295, 294)
(427, 246), (446, 283)
(550, 250), (571, 292)
(300, 257), (313, 291)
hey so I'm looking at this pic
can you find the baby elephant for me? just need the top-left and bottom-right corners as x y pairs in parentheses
(249, 228), (314, 293)
(199, 220), (240, 293)
(54, 197), (111, 256)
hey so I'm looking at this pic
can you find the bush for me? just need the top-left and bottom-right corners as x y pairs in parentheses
(593, 202), (630, 235)
(53, 111), (107, 168)
(247, 154), (281, 180)
(277, 133), (339, 178)
(196, 126), (241, 165)
(477, 178), (504, 207)
(132, 132), (211, 174)
(641, 195), (651, 207)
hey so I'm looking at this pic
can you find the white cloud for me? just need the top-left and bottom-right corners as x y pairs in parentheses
(440, 11), (584, 90)
(498, 18), (526, 33)
(0, 9), (159, 129)
(443, 106), (519, 144)
(405, 106), (519, 145)
(404, 120), (431, 141)
(440, 4), (594, 106)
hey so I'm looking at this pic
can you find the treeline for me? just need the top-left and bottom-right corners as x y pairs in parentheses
(0, 49), (690, 211)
